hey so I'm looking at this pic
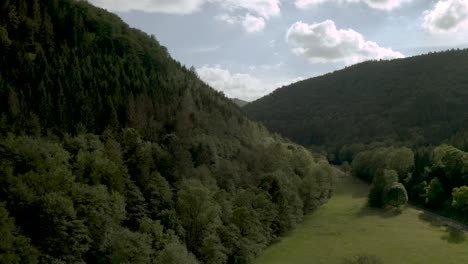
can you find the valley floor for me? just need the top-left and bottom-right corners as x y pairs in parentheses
(255, 173), (468, 264)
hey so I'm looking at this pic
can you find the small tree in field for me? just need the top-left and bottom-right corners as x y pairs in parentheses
(382, 182), (408, 210)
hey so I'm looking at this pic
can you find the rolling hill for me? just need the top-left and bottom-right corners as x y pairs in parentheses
(244, 50), (468, 157)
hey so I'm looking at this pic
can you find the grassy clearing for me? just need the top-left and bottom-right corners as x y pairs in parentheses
(255, 174), (468, 264)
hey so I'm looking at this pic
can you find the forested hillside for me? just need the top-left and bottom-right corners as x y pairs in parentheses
(232, 98), (248, 107)
(0, 1), (335, 263)
(244, 51), (468, 158)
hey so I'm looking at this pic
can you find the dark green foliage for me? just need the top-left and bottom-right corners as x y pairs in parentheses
(351, 147), (413, 209)
(424, 178), (445, 210)
(0, 133), (334, 263)
(368, 169), (399, 208)
(245, 51), (468, 159)
(351, 147), (414, 182)
(232, 98), (248, 107)
(102, 227), (152, 264)
(156, 240), (199, 264)
(0, 0), (336, 262)
(417, 145), (468, 213)
(176, 179), (225, 263)
(451, 186), (468, 214)
(351, 142), (468, 222)
(0, 203), (39, 264)
(382, 182), (408, 210)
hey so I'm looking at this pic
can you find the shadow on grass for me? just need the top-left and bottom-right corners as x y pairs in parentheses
(343, 254), (383, 264)
(351, 190), (368, 199)
(418, 212), (466, 244)
(441, 226), (466, 244)
(418, 212), (446, 228)
(356, 205), (402, 218)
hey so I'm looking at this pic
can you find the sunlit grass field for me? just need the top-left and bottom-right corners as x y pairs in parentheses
(255, 174), (468, 264)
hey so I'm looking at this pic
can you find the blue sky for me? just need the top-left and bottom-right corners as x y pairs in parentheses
(89, 0), (468, 101)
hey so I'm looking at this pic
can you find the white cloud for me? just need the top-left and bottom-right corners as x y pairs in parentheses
(88, 0), (281, 17)
(216, 14), (237, 24)
(197, 65), (301, 101)
(295, 0), (327, 8)
(242, 14), (266, 33)
(295, 0), (407, 11)
(216, 14), (266, 33)
(423, 0), (468, 33)
(216, 0), (280, 32)
(221, 0), (281, 19)
(89, 0), (280, 32)
(286, 20), (404, 64)
(88, 0), (207, 14)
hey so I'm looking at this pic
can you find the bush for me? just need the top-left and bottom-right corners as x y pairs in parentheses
(382, 182), (408, 209)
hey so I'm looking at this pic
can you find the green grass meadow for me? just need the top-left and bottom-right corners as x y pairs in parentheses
(255, 174), (468, 264)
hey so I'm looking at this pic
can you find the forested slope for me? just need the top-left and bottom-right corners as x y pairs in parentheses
(244, 50), (468, 155)
(0, 1), (335, 263)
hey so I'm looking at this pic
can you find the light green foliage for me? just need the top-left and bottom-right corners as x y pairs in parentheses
(432, 145), (468, 186)
(452, 186), (468, 213)
(156, 241), (199, 264)
(386, 147), (414, 181)
(176, 179), (222, 259)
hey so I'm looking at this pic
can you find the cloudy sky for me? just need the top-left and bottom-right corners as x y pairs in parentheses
(89, 0), (468, 101)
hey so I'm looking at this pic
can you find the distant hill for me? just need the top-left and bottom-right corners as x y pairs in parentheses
(232, 98), (249, 107)
(244, 50), (468, 155)
(0, 0), (334, 263)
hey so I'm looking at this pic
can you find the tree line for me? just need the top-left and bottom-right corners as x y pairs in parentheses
(351, 145), (468, 221)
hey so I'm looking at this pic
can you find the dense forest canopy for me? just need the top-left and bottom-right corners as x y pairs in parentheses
(244, 50), (468, 158)
(0, 0), (335, 263)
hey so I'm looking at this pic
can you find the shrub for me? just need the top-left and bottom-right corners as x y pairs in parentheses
(382, 182), (408, 209)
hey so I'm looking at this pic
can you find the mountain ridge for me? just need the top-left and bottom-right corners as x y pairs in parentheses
(245, 48), (468, 158)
